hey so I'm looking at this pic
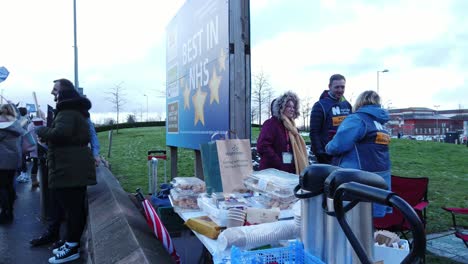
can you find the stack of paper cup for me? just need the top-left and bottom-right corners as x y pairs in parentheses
(244, 220), (298, 249)
(218, 220), (299, 252)
(292, 201), (301, 228)
(218, 227), (247, 251)
(294, 214), (301, 227)
(226, 208), (246, 228)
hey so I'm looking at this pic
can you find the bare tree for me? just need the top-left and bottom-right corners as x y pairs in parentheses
(301, 97), (312, 131)
(263, 89), (276, 118)
(106, 82), (126, 132)
(251, 106), (258, 125)
(252, 71), (273, 126)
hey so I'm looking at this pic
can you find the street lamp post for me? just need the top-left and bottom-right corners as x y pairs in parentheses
(376, 69), (389, 94)
(434, 105), (440, 141)
(143, 94), (149, 121)
(73, 0), (79, 90)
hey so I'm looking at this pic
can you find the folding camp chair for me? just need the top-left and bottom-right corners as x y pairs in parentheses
(442, 207), (468, 247)
(374, 175), (430, 241)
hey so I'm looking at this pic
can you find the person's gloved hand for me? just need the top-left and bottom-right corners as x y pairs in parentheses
(316, 152), (332, 164)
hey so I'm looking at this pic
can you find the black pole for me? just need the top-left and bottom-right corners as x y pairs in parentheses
(135, 188), (145, 203)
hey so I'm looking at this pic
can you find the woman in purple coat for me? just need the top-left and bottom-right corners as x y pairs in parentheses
(256, 91), (308, 175)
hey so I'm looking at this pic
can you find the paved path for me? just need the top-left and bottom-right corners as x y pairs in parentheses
(0, 178), (83, 264)
(427, 231), (468, 263)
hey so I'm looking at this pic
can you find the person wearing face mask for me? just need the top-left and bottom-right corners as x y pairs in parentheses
(256, 91), (308, 175)
(309, 74), (352, 164)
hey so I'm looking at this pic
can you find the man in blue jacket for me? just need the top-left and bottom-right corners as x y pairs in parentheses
(309, 74), (352, 164)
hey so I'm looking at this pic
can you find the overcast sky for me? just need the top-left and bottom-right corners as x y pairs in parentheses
(1, 0), (467, 123)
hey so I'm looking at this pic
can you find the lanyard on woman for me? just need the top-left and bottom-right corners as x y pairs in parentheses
(285, 128), (290, 152)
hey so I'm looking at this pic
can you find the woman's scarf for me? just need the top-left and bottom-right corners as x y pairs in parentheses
(282, 114), (308, 175)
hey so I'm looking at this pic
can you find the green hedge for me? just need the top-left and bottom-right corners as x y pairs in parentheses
(95, 122), (260, 133)
(95, 121), (165, 132)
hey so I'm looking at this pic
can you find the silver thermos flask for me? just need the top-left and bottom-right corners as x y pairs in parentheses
(294, 164), (339, 261)
(323, 169), (388, 264)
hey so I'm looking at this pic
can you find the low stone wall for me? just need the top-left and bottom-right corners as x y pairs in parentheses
(86, 165), (173, 264)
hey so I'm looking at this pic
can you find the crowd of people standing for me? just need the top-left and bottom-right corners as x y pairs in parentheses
(256, 73), (392, 218)
(0, 78), (99, 263)
(1, 73), (394, 262)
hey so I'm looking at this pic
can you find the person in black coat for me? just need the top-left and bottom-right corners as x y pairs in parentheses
(309, 74), (352, 164)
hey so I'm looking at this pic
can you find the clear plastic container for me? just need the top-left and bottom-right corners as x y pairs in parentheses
(248, 194), (297, 210)
(244, 169), (299, 198)
(170, 188), (200, 210)
(197, 195), (229, 226)
(171, 177), (206, 193)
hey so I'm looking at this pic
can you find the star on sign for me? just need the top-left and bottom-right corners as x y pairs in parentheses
(183, 83), (191, 110)
(208, 67), (222, 104)
(218, 48), (226, 72)
(192, 86), (207, 126)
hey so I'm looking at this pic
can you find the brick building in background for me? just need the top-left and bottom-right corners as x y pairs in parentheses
(386, 107), (468, 141)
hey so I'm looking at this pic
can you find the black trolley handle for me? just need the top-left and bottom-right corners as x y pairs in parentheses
(333, 182), (426, 264)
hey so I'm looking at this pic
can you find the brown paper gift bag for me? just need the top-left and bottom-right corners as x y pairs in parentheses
(215, 138), (252, 193)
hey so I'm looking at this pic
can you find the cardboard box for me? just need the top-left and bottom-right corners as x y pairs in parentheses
(374, 240), (410, 263)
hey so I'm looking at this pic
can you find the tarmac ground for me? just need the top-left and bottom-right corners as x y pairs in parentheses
(0, 172), (83, 264)
(427, 231), (468, 263)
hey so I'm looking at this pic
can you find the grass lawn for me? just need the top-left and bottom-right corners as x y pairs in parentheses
(98, 126), (467, 263)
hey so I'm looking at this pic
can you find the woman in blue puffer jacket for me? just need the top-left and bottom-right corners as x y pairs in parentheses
(325, 90), (392, 218)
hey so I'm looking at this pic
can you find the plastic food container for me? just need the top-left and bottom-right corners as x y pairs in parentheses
(171, 177), (206, 193)
(248, 194), (297, 210)
(198, 194), (250, 226)
(197, 195), (229, 227)
(170, 189), (200, 211)
(243, 169), (298, 198)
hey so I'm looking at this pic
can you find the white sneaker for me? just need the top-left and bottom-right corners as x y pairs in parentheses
(52, 243), (67, 255)
(48, 244), (80, 264)
(16, 173), (30, 183)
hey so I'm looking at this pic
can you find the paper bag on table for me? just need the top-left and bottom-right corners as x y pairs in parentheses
(215, 139), (252, 193)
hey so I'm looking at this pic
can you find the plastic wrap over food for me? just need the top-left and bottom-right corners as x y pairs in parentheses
(217, 220), (300, 252)
(169, 188), (199, 210)
(244, 169), (298, 198)
(197, 194), (230, 227)
(171, 177), (206, 193)
(248, 194), (297, 210)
